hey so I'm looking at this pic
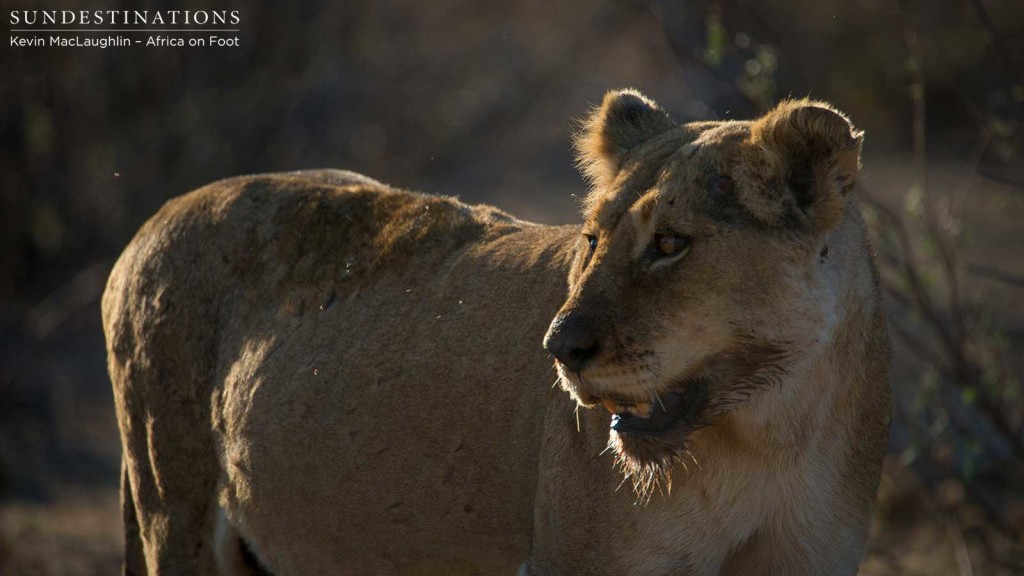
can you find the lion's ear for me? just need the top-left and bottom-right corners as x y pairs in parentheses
(751, 100), (863, 235)
(575, 89), (677, 191)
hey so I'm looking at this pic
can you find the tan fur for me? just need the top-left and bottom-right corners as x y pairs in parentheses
(104, 91), (890, 576)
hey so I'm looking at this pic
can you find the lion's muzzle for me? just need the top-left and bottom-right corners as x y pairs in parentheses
(543, 312), (601, 372)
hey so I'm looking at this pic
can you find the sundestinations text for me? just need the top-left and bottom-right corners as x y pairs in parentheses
(10, 10), (240, 26)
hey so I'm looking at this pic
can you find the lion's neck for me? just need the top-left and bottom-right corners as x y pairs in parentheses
(707, 211), (877, 456)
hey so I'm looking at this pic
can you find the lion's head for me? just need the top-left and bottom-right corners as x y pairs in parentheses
(543, 89), (864, 487)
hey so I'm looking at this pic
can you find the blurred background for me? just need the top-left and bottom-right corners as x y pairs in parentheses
(2, 0), (1022, 574)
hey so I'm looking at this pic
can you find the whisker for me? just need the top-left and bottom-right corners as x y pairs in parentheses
(687, 450), (702, 471)
(615, 475), (629, 493)
(647, 385), (667, 412)
(637, 364), (668, 412)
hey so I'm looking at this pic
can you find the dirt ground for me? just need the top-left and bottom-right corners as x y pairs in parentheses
(0, 488), (121, 576)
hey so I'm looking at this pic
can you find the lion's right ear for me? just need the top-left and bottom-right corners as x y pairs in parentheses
(575, 89), (677, 192)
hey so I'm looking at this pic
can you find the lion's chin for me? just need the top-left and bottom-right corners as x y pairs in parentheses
(599, 380), (711, 497)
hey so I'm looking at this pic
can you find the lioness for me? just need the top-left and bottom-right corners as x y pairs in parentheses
(103, 90), (891, 576)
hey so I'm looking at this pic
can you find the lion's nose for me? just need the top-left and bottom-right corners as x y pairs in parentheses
(543, 313), (601, 372)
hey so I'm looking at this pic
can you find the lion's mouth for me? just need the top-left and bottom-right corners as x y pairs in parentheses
(598, 378), (710, 435)
(593, 378), (714, 498)
(558, 338), (790, 493)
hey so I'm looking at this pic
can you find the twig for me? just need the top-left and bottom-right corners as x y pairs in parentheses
(977, 169), (1024, 190)
(946, 515), (975, 576)
(967, 264), (1024, 289)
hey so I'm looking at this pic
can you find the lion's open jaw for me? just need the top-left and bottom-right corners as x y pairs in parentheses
(581, 380), (711, 503)
(602, 380), (708, 435)
(566, 340), (790, 499)
(598, 378), (711, 495)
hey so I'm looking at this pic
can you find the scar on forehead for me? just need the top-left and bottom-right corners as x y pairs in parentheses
(682, 143), (699, 158)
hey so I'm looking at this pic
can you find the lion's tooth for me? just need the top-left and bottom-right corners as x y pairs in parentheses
(602, 399), (653, 417)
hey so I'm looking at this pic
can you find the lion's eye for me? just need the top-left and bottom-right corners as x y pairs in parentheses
(653, 233), (691, 258)
(583, 234), (597, 252)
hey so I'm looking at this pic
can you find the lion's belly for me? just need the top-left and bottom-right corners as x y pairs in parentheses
(212, 241), (568, 575)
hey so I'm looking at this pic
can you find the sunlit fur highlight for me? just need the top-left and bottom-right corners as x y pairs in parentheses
(573, 88), (676, 211)
(750, 98), (864, 234)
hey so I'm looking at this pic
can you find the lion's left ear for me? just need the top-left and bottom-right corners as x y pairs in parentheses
(751, 100), (863, 235)
(575, 89), (677, 192)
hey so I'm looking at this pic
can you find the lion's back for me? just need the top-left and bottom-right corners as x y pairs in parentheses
(102, 168), (516, 375)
